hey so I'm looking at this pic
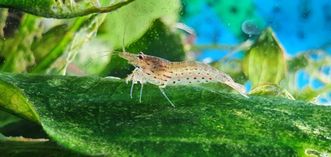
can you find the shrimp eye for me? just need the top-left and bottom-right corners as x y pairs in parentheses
(138, 55), (143, 60)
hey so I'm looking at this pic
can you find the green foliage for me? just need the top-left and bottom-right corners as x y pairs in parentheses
(243, 28), (287, 88)
(0, 73), (330, 156)
(30, 17), (88, 73)
(31, 24), (69, 62)
(286, 51), (331, 101)
(0, 14), (41, 72)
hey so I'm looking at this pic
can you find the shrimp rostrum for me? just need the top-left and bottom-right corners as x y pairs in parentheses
(119, 52), (249, 107)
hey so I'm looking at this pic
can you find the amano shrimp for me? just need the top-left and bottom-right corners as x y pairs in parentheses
(119, 52), (249, 107)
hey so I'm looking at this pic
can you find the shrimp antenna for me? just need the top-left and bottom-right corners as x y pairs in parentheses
(122, 25), (127, 53)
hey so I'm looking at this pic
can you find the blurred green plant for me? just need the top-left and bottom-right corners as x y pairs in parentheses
(241, 27), (295, 99)
(243, 27), (287, 88)
(286, 50), (331, 102)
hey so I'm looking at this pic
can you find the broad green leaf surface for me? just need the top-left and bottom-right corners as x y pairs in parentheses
(243, 28), (287, 88)
(0, 73), (331, 156)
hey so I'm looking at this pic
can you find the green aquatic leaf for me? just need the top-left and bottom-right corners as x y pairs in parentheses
(0, 76), (39, 122)
(0, 73), (330, 156)
(0, 0), (134, 18)
(243, 27), (287, 88)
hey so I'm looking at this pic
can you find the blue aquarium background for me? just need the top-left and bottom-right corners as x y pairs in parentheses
(180, 0), (331, 105)
(181, 0), (331, 58)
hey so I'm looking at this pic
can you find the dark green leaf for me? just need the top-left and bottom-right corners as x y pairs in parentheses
(0, 73), (330, 156)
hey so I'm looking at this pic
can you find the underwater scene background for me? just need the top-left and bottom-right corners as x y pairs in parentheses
(181, 0), (331, 105)
(0, 0), (331, 156)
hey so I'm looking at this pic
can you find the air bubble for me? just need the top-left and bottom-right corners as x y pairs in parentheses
(241, 19), (263, 36)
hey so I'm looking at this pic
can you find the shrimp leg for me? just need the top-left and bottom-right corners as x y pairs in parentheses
(159, 87), (175, 107)
(139, 83), (143, 103)
(126, 68), (145, 101)
(126, 70), (135, 99)
(130, 81), (134, 99)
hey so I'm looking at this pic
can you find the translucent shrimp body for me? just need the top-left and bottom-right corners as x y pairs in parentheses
(119, 52), (248, 106)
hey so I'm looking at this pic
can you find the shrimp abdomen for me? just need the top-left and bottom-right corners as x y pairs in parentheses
(166, 61), (248, 97)
(166, 62), (219, 85)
